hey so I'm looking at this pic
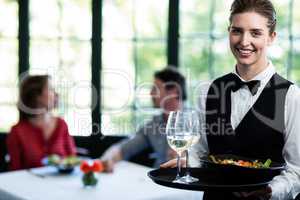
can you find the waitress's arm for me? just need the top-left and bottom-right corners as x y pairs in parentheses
(189, 132), (209, 167)
(269, 85), (300, 200)
(189, 81), (211, 167)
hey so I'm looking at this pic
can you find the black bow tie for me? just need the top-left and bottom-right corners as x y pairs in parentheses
(230, 74), (261, 95)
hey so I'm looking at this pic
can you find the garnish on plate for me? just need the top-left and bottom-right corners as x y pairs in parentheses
(209, 155), (272, 168)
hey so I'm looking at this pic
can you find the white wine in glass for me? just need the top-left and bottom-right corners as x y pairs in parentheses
(166, 111), (194, 183)
(167, 135), (193, 154)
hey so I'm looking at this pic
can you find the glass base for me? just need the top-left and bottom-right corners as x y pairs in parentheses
(172, 178), (186, 184)
(180, 175), (199, 184)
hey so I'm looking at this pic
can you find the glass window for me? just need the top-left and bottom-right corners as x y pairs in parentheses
(180, 38), (210, 81)
(213, 0), (233, 36)
(29, 0), (92, 136)
(102, 0), (167, 135)
(213, 38), (235, 77)
(291, 40), (300, 84)
(293, 0), (300, 36)
(269, 39), (290, 77)
(180, 0), (210, 35)
(291, 0), (300, 84)
(0, 0), (18, 132)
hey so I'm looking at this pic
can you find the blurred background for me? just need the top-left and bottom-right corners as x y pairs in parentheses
(0, 0), (299, 166)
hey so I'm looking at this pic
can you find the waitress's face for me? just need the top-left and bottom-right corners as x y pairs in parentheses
(229, 12), (276, 68)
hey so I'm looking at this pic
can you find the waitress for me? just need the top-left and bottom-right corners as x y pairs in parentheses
(161, 0), (300, 199)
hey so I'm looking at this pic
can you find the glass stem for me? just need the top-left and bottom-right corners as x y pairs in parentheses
(176, 153), (181, 180)
(186, 150), (190, 176)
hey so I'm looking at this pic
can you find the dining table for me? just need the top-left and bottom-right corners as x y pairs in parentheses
(0, 161), (203, 200)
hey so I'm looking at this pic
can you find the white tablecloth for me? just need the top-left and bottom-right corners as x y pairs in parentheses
(0, 161), (203, 200)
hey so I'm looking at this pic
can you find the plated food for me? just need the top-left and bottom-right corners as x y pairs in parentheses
(209, 155), (272, 168)
(43, 154), (81, 173)
(200, 154), (285, 172)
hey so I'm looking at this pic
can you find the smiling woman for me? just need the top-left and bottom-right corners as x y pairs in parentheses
(201, 1), (300, 199)
(228, 0), (277, 81)
(228, 12), (276, 80)
(161, 0), (300, 199)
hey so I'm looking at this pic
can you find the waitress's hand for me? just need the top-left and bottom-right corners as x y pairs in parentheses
(160, 158), (186, 168)
(233, 186), (272, 200)
(167, 149), (178, 160)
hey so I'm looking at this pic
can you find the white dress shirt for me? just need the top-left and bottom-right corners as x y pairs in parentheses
(190, 62), (300, 200)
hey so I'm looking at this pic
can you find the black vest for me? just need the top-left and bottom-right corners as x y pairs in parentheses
(203, 73), (292, 200)
(205, 73), (292, 163)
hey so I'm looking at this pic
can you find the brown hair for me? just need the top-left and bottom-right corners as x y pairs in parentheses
(154, 67), (187, 101)
(229, 0), (277, 34)
(18, 75), (49, 120)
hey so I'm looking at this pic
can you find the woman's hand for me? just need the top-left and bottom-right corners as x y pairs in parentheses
(160, 158), (186, 168)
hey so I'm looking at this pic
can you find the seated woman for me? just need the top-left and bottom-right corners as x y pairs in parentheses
(7, 75), (76, 170)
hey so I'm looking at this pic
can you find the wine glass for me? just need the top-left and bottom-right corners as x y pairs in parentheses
(166, 111), (194, 183)
(180, 110), (200, 183)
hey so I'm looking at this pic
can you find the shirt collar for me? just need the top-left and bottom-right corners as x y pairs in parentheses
(233, 61), (276, 82)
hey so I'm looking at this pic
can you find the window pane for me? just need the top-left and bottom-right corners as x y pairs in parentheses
(180, 0), (215, 109)
(60, 1), (91, 39)
(30, 0), (60, 38)
(213, 38), (235, 77)
(102, 39), (134, 135)
(102, 69), (134, 134)
(180, 38), (211, 110)
(0, 0), (18, 37)
(136, 41), (166, 83)
(102, 40), (134, 69)
(269, 39), (289, 78)
(293, 0), (300, 36)
(180, 38), (210, 81)
(273, 0), (290, 37)
(102, 110), (134, 135)
(291, 40), (300, 84)
(102, 0), (134, 40)
(102, 69), (134, 111)
(102, 0), (167, 135)
(0, 0), (18, 132)
(180, 0), (210, 36)
(30, 40), (60, 69)
(135, 0), (168, 38)
(102, 40), (135, 135)
(0, 106), (18, 132)
(30, 0), (92, 136)
(0, 87), (18, 104)
(0, 40), (18, 84)
(214, 0), (233, 36)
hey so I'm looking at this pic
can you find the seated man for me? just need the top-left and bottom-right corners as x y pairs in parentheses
(101, 67), (187, 171)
